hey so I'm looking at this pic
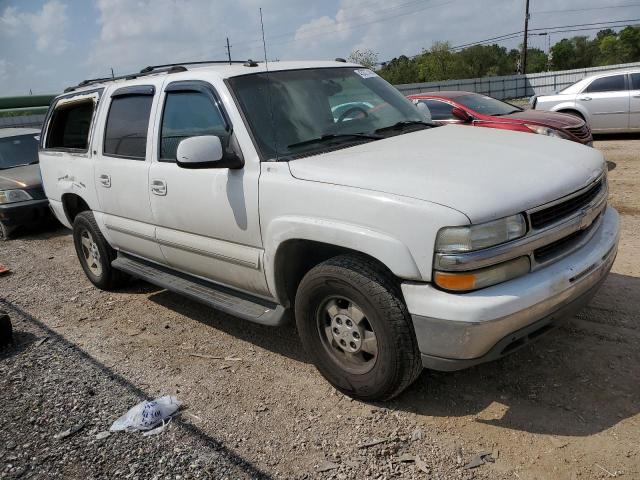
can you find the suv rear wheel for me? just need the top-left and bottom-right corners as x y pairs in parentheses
(295, 254), (422, 400)
(72, 211), (126, 290)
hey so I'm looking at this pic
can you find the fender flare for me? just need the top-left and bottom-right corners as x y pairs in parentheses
(263, 216), (422, 299)
(550, 102), (590, 122)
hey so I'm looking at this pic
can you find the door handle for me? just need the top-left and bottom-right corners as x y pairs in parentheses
(633, 94), (640, 98)
(98, 174), (111, 188)
(579, 96), (592, 101)
(151, 179), (167, 196)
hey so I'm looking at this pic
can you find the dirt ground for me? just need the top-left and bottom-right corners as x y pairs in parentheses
(1, 135), (639, 479)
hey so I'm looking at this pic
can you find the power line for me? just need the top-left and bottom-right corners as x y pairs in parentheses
(530, 18), (640, 32)
(533, 3), (640, 14)
(451, 18), (640, 51)
(229, 0), (458, 52)
(380, 19), (638, 65)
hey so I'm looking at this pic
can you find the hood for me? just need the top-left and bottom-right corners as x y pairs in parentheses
(288, 125), (604, 223)
(501, 109), (584, 129)
(0, 163), (43, 190)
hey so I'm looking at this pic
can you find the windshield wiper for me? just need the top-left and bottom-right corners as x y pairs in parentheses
(493, 110), (521, 116)
(374, 120), (434, 135)
(287, 132), (381, 149)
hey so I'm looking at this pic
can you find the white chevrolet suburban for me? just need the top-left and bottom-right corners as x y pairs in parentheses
(39, 60), (619, 400)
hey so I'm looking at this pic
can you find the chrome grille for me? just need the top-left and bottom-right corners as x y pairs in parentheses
(529, 178), (603, 230)
(434, 174), (608, 273)
(533, 213), (600, 263)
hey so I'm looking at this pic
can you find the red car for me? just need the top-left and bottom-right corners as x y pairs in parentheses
(407, 91), (593, 146)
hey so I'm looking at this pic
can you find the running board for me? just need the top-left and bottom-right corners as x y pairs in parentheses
(112, 253), (287, 326)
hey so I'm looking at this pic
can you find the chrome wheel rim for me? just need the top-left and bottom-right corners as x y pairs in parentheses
(317, 296), (378, 374)
(80, 229), (102, 277)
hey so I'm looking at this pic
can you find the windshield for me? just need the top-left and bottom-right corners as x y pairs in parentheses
(228, 67), (427, 159)
(456, 94), (522, 116)
(0, 134), (39, 170)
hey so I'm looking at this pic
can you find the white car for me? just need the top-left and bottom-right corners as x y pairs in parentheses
(39, 60), (619, 400)
(531, 68), (640, 133)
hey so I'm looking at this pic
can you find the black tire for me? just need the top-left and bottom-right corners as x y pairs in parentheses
(0, 221), (14, 241)
(295, 254), (422, 401)
(72, 211), (126, 290)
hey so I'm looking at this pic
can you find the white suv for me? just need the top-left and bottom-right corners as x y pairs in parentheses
(39, 60), (619, 400)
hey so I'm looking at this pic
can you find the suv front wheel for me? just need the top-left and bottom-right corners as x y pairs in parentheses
(72, 211), (126, 290)
(295, 255), (422, 401)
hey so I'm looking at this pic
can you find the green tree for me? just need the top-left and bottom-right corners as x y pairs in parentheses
(618, 26), (640, 62)
(347, 49), (379, 69)
(378, 55), (421, 84)
(550, 38), (577, 70)
(457, 44), (513, 77)
(416, 42), (466, 81)
(526, 48), (549, 73)
(599, 36), (622, 65)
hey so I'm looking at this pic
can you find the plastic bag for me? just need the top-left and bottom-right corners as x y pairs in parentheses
(110, 395), (180, 432)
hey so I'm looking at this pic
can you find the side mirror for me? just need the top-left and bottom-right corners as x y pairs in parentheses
(452, 107), (472, 123)
(176, 135), (243, 169)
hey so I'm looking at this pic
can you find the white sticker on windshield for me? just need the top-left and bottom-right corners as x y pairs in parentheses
(354, 69), (378, 79)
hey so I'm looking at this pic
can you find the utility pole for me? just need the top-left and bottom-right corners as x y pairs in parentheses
(225, 37), (232, 64)
(522, 0), (530, 74)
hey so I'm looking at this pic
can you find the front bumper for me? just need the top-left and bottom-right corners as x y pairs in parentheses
(402, 206), (620, 371)
(0, 198), (51, 227)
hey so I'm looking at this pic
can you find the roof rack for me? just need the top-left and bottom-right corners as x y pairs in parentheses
(64, 59), (256, 93)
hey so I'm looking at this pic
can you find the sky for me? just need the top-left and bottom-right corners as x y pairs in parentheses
(0, 0), (638, 95)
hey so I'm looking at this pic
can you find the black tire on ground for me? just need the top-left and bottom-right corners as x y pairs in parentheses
(0, 311), (12, 347)
(72, 211), (126, 290)
(0, 221), (14, 241)
(295, 254), (422, 401)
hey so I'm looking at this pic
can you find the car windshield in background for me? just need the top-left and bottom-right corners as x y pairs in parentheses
(456, 94), (522, 116)
(0, 134), (39, 170)
(228, 67), (428, 159)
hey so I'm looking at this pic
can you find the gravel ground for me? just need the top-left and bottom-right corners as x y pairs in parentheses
(0, 301), (274, 479)
(1, 135), (639, 479)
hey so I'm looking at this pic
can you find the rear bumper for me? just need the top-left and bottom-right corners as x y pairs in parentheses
(402, 207), (619, 371)
(0, 199), (51, 227)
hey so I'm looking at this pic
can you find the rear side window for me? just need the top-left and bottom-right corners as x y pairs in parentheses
(631, 73), (640, 90)
(420, 100), (455, 120)
(159, 91), (227, 161)
(584, 75), (626, 93)
(46, 100), (94, 150)
(104, 95), (153, 159)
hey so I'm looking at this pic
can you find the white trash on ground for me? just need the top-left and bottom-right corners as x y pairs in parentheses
(110, 395), (180, 433)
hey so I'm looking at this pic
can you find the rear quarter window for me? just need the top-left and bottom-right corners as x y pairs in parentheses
(45, 100), (95, 151)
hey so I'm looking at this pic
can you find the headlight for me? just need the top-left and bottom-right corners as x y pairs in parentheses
(435, 214), (527, 253)
(0, 189), (33, 204)
(525, 124), (571, 140)
(434, 256), (531, 292)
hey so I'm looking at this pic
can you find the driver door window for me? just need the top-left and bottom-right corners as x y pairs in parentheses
(160, 91), (227, 161)
(420, 100), (456, 121)
(581, 74), (629, 131)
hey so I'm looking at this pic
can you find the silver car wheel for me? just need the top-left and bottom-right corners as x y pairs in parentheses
(317, 296), (378, 374)
(80, 229), (103, 277)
